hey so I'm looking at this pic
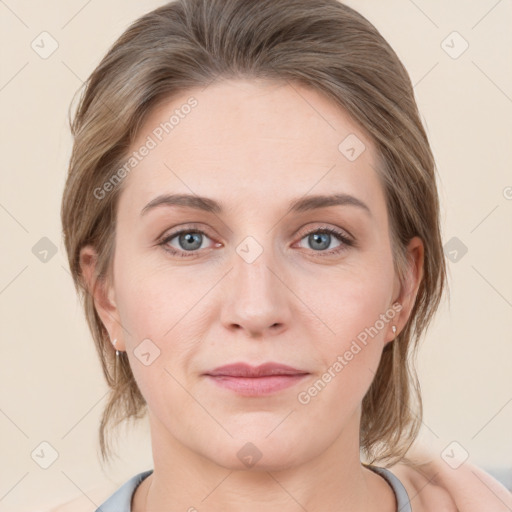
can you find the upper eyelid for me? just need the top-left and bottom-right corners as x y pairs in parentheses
(160, 223), (351, 240)
(159, 225), (214, 242)
(159, 222), (211, 238)
(297, 224), (352, 238)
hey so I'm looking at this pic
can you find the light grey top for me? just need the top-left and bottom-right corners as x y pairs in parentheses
(95, 465), (412, 512)
(366, 464), (413, 512)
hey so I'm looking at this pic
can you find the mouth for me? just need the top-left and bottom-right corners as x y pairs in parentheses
(203, 362), (310, 396)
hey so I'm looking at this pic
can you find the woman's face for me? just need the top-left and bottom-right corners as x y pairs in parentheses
(86, 79), (422, 470)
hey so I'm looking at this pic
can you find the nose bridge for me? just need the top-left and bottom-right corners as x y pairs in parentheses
(221, 233), (290, 335)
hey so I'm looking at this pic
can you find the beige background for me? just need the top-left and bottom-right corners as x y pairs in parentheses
(1, 0), (511, 510)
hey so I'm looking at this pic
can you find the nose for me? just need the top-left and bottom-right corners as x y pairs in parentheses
(220, 245), (291, 338)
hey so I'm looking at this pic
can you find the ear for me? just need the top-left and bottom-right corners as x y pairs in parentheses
(79, 245), (126, 351)
(387, 236), (424, 343)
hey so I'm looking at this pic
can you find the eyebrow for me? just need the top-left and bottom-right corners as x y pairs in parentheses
(140, 192), (372, 217)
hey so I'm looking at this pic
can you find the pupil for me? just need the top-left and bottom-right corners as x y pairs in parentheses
(181, 232), (201, 250)
(311, 233), (329, 250)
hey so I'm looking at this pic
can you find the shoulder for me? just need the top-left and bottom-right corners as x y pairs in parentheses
(388, 445), (512, 512)
(45, 483), (117, 512)
(387, 460), (457, 511)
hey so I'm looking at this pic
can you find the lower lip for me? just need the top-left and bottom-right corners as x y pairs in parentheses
(205, 374), (309, 396)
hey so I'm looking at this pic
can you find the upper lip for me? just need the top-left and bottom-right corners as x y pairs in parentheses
(204, 362), (308, 377)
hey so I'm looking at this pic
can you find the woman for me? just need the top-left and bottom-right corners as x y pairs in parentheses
(57, 0), (511, 510)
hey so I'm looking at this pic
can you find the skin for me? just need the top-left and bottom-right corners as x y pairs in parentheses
(80, 79), (426, 512)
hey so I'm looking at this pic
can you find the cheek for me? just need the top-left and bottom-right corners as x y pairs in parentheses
(308, 260), (394, 344)
(295, 289), (392, 419)
(301, 262), (395, 392)
(114, 252), (201, 340)
(112, 256), (209, 402)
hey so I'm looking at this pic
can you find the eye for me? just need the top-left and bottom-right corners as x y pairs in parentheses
(158, 227), (218, 258)
(158, 224), (354, 259)
(296, 226), (354, 256)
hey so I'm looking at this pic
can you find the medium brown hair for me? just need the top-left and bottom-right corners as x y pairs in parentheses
(61, 0), (447, 466)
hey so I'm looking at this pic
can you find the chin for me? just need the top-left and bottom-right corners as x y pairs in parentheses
(201, 433), (308, 472)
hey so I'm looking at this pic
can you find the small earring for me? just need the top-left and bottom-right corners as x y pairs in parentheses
(391, 325), (397, 335)
(112, 338), (119, 382)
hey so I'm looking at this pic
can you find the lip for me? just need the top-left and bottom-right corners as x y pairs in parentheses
(204, 362), (308, 377)
(203, 362), (309, 397)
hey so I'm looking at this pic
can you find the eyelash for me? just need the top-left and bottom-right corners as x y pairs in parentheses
(157, 225), (354, 258)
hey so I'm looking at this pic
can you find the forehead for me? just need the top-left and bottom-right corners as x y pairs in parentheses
(118, 79), (386, 219)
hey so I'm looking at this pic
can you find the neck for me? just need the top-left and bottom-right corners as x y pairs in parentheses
(132, 411), (396, 512)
